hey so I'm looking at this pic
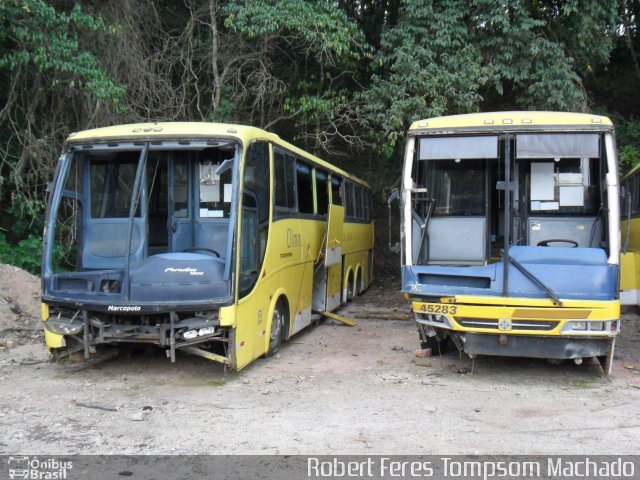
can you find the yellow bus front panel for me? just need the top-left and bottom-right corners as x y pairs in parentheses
(412, 297), (620, 337)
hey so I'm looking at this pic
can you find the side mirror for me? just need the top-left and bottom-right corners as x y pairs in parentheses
(214, 158), (234, 177)
(387, 188), (400, 253)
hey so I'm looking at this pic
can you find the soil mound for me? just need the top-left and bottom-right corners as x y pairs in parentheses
(0, 263), (43, 350)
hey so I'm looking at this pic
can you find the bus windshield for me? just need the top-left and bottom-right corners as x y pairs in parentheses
(44, 140), (239, 304)
(416, 158), (486, 216)
(410, 132), (607, 266)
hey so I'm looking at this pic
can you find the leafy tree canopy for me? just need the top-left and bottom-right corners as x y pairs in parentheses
(0, 0), (638, 251)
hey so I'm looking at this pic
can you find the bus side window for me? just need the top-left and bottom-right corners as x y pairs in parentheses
(330, 176), (342, 206)
(239, 192), (259, 298)
(344, 180), (355, 218)
(355, 185), (363, 220)
(296, 161), (314, 214)
(240, 141), (270, 297)
(365, 189), (372, 221)
(274, 148), (296, 213)
(245, 142), (270, 225)
(316, 169), (329, 215)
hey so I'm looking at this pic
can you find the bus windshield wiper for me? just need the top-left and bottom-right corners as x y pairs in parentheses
(506, 254), (563, 306)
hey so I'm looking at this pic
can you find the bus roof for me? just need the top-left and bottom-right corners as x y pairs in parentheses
(409, 111), (613, 132)
(65, 122), (370, 188)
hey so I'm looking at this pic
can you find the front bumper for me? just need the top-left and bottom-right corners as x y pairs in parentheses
(41, 303), (231, 364)
(412, 296), (620, 337)
(461, 332), (613, 359)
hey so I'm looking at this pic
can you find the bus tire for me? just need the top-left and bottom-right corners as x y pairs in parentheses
(266, 300), (286, 357)
(347, 273), (355, 301)
(355, 269), (363, 295)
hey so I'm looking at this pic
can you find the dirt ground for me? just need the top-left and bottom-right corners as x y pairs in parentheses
(1, 263), (639, 455)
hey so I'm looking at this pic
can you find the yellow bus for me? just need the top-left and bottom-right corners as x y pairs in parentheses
(41, 122), (374, 370)
(395, 112), (620, 374)
(620, 163), (640, 305)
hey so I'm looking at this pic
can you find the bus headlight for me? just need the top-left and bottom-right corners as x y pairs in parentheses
(182, 330), (198, 340)
(180, 326), (216, 340)
(198, 326), (216, 336)
(561, 320), (617, 334)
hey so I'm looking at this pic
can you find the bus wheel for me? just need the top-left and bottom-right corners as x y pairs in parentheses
(355, 270), (363, 295)
(266, 301), (286, 357)
(347, 275), (354, 301)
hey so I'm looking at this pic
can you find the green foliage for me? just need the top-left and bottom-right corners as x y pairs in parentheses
(6, 196), (46, 240)
(533, 0), (618, 72)
(225, 0), (371, 154)
(207, 85), (236, 122)
(362, 0), (491, 155)
(361, 0), (610, 158)
(225, 0), (368, 63)
(614, 117), (640, 173)
(0, 0), (637, 257)
(0, 0), (126, 108)
(620, 145), (640, 173)
(0, 233), (42, 275)
(473, 0), (586, 110)
(0, 0), (127, 245)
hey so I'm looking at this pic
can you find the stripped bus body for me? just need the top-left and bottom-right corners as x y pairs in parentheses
(396, 112), (620, 374)
(41, 123), (373, 370)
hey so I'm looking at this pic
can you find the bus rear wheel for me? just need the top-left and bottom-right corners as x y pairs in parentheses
(355, 270), (363, 295)
(346, 274), (355, 301)
(266, 301), (286, 357)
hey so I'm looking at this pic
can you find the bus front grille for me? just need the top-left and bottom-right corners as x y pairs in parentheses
(457, 318), (559, 331)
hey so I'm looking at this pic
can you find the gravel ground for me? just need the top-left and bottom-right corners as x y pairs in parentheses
(0, 267), (639, 455)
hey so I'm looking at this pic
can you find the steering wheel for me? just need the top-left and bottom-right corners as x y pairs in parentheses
(537, 239), (579, 248)
(182, 247), (220, 257)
